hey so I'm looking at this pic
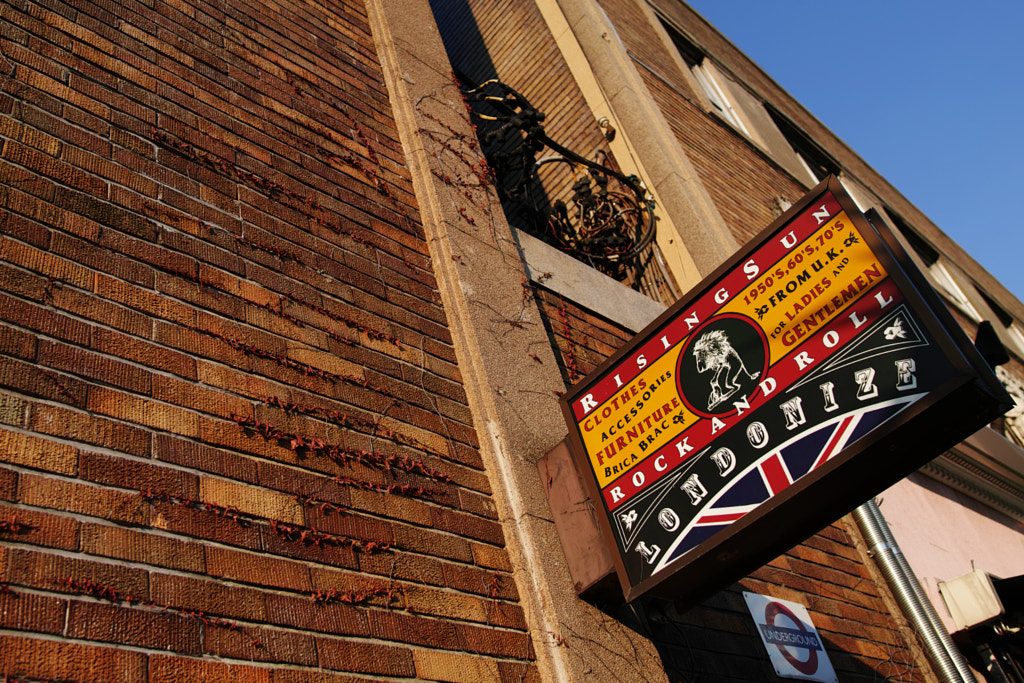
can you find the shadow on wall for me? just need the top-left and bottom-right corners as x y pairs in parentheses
(589, 581), (928, 682)
(428, 0), (555, 233)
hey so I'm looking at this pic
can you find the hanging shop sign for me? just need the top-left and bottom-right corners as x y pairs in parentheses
(743, 592), (838, 683)
(559, 176), (1012, 602)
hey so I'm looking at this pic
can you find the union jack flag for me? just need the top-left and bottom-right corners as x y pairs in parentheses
(653, 394), (921, 574)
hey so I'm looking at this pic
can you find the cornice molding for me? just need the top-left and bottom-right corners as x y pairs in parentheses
(922, 451), (1024, 524)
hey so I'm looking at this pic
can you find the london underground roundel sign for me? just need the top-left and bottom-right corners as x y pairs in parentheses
(743, 591), (837, 682)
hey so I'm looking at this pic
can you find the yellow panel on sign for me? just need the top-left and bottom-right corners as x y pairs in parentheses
(580, 351), (695, 488)
(719, 213), (887, 361)
(577, 213), (886, 491)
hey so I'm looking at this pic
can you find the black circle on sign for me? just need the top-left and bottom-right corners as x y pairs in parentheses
(677, 314), (768, 418)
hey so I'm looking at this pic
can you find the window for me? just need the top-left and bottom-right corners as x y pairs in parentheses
(978, 289), (1024, 359)
(996, 366), (1024, 448)
(660, 21), (750, 135)
(766, 106), (841, 185)
(887, 211), (983, 322)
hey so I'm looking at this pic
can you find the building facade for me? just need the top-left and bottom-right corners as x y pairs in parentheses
(0, 0), (1020, 681)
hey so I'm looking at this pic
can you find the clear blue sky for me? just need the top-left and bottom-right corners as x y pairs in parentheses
(685, 0), (1024, 303)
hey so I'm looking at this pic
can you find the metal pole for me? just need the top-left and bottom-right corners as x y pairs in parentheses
(854, 499), (977, 682)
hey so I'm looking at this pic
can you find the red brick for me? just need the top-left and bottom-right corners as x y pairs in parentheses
(0, 354), (88, 407)
(49, 230), (155, 286)
(5, 545), (148, 597)
(192, 356), (282, 403)
(395, 401), (478, 450)
(0, 323), (36, 359)
(81, 450), (197, 493)
(443, 563), (518, 601)
(430, 507), (504, 545)
(748, 564), (824, 599)
(20, 472), (148, 526)
(50, 284), (153, 338)
(54, 186), (157, 240)
(0, 589), (67, 634)
(0, 392), (24, 426)
(207, 624), (318, 666)
(302, 507), (394, 547)
(152, 572), (267, 621)
(0, 426), (79, 475)
(159, 184), (244, 232)
(0, 634), (147, 682)
(20, 103), (112, 157)
(154, 320), (251, 370)
(0, 503), (80, 552)
(149, 655), (271, 683)
(4, 140), (107, 197)
(86, 385), (200, 437)
(801, 529), (862, 563)
(0, 466), (17, 501)
(459, 488), (498, 519)
(111, 126), (154, 158)
(148, 498), (263, 551)
(368, 608), (460, 649)
(256, 457), (352, 505)
(391, 524), (473, 564)
(0, 161), (57, 210)
(445, 440), (485, 471)
(28, 401), (151, 456)
(37, 338), (153, 394)
(156, 147), (238, 200)
(459, 622), (533, 659)
(81, 523), (205, 573)
(316, 637), (416, 677)
(96, 273), (200, 326)
(66, 144), (159, 197)
(152, 374), (250, 418)
(265, 592), (369, 637)
(259, 524), (361, 570)
(202, 423), (331, 477)
(0, 259), (48, 299)
(470, 543), (514, 573)
(62, 93), (113, 136)
(159, 225), (246, 274)
(778, 552), (872, 586)
(355, 549), (446, 587)
(111, 143), (199, 197)
(68, 600), (202, 653)
(206, 544), (312, 591)
(156, 270), (247, 319)
(0, 292), (92, 345)
(821, 520), (854, 544)
(155, 434), (259, 483)
(92, 326), (197, 379)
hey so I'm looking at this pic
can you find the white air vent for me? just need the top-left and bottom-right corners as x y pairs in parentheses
(938, 570), (1005, 630)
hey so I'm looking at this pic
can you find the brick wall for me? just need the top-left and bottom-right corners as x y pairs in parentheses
(0, 0), (538, 679)
(533, 286), (634, 387)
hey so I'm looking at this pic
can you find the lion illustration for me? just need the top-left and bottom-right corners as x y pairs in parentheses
(693, 329), (760, 410)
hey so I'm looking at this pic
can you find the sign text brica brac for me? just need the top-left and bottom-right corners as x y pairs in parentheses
(560, 177), (1011, 601)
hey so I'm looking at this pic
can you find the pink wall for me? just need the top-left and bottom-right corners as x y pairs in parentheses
(879, 470), (1024, 632)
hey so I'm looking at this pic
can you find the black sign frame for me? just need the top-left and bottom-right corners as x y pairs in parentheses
(559, 177), (1012, 603)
